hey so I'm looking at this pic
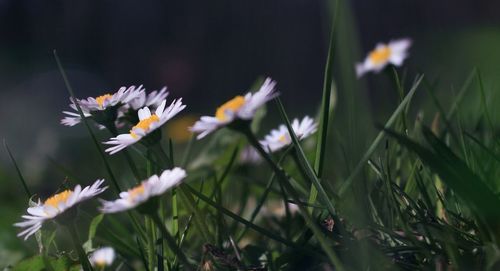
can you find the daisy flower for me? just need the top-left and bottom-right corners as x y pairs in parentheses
(355, 38), (412, 77)
(103, 98), (186, 154)
(128, 86), (169, 110)
(239, 146), (262, 164)
(14, 180), (107, 240)
(190, 77), (278, 139)
(90, 247), (116, 268)
(260, 116), (317, 153)
(100, 167), (186, 213)
(61, 85), (144, 126)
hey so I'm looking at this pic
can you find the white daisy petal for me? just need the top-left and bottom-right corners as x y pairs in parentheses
(355, 38), (412, 77)
(191, 78), (278, 139)
(61, 85), (144, 127)
(100, 168), (187, 213)
(259, 116), (317, 153)
(104, 98), (185, 155)
(90, 247), (116, 267)
(14, 180), (107, 240)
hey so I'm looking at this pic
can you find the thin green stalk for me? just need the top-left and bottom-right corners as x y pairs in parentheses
(181, 135), (196, 167)
(338, 75), (423, 196)
(150, 213), (193, 270)
(310, 0), (340, 212)
(146, 217), (156, 271)
(144, 152), (156, 271)
(274, 99), (337, 216)
(172, 188), (180, 242)
(178, 186), (212, 243)
(105, 123), (142, 180)
(182, 184), (296, 248)
(292, 151), (312, 182)
(67, 222), (93, 271)
(236, 171), (276, 242)
(53, 50), (121, 193)
(3, 139), (32, 198)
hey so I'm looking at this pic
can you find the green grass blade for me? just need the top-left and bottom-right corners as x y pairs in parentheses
(275, 98), (337, 216)
(3, 139), (32, 198)
(338, 74), (423, 196)
(385, 126), (500, 221)
(53, 50), (121, 193)
(182, 184), (297, 248)
(309, 0), (340, 209)
(178, 184), (212, 243)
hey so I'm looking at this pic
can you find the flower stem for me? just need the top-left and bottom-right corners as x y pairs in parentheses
(105, 123), (142, 180)
(66, 222), (93, 271)
(150, 212), (193, 270)
(291, 150), (312, 182)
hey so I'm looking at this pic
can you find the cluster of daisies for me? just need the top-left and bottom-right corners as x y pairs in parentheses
(15, 37), (412, 268)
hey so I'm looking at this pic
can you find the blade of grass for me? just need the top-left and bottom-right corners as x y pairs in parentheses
(181, 184), (296, 248)
(178, 183), (212, 243)
(446, 68), (476, 121)
(338, 74), (423, 196)
(275, 98), (337, 216)
(53, 50), (121, 193)
(3, 139), (32, 198)
(309, 0), (340, 211)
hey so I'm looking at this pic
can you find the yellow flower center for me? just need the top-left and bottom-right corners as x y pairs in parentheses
(215, 96), (245, 121)
(95, 94), (113, 107)
(278, 134), (288, 143)
(44, 190), (73, 208)
(128, 184), (146, 201)
(130, 115), (160, 138)
(94, 259), (106, 267)
(369, 46), (391, 65)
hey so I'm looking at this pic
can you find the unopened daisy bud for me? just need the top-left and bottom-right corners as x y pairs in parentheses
(239, 146), (262, 165)
(100, 167), (186, 214)
(103, 98), (186, 155)
(14, 180), (107, 240)
(61, 85), (144, 127)
(90, 247), (115, 269)
(259, 116), (317, 153)
(190, 78), (278, 139)
(355, 38), (412, 77)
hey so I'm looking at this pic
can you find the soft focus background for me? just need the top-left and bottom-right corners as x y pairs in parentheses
(1, 0), (500, 266)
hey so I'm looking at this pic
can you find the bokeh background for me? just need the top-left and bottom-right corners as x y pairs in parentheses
(1, 0), (500, 266)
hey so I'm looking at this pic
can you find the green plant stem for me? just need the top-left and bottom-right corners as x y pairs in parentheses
(171, 187), (180, 268)
(236, 172), (276, 242)
(150, 213), (193, 270)
(292, 151), (312, 182)
(67, 223), (93, 271)
(151, 143), (174, 170)
(3, 140), (32, 198)
(104, 124), (142, 180)
(240, 125), (345, 270)
(145, 217), (156, 271)
(53, 51), (122, 193)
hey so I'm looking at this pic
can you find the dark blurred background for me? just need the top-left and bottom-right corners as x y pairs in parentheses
(1, 0), (500, 264)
